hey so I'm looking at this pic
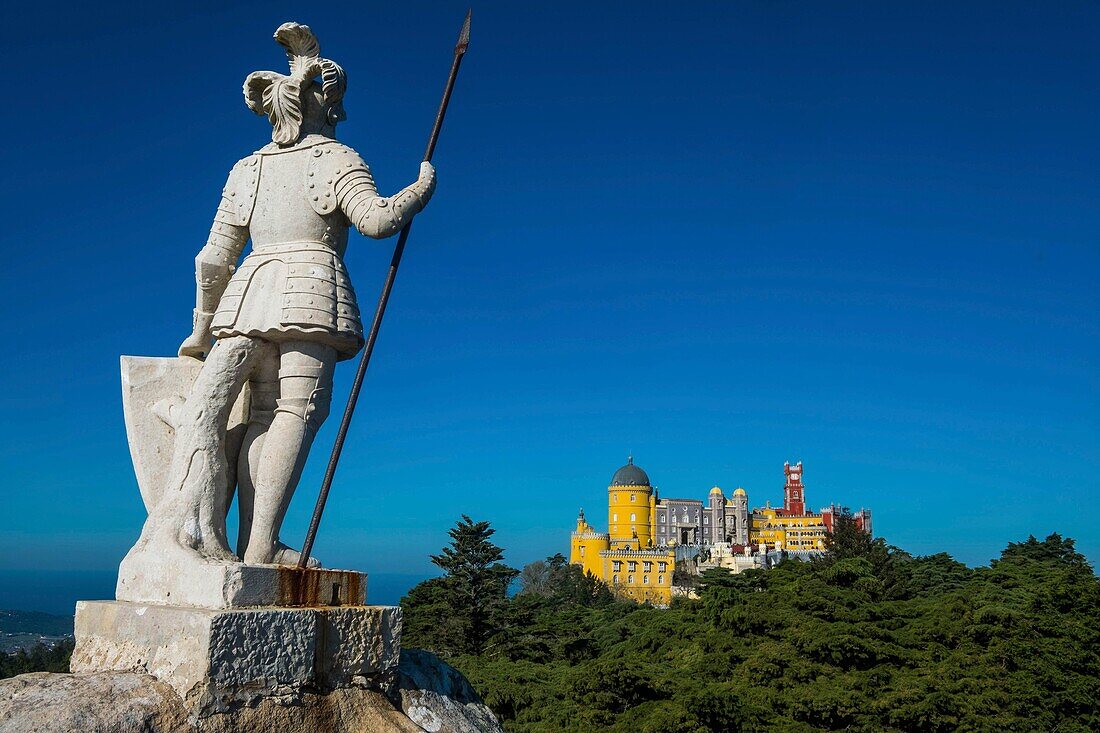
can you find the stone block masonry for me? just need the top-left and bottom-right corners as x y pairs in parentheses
(71, 601), (401, 707)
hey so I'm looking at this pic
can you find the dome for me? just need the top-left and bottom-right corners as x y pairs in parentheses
(610, 457), (650, 487)
(733, 488), (747, 497)
(709, 486), (723, 496)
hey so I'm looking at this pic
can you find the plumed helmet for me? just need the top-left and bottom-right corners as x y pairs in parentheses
(243, 22), (347, 145)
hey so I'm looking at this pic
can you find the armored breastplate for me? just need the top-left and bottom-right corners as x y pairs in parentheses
(210, 137), (365, 360)
(248, 143), (349, 255)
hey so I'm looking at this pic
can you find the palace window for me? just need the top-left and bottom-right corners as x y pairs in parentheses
(613, 574), (619, 584)
(658, 562), (667, 572)
(579, 546), (585, 557)
(628, 561), (637, 572)
(704, 516), (709, 524)
(628, 575), (634, 584)
(612, 561), (622, 572)
(630, 513), (636, 522)
(643, 575), (649, 584)
(658, 574), (665, 584)
(613, 513), (618, 522)
(643, 562), (652, 572)
(631, 493), (636, 502)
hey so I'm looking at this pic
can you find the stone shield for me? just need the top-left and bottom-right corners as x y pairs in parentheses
(120, 355), (249, 512)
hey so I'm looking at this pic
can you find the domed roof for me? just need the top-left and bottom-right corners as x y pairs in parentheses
(709, 486), (723, 496)
(733, 487), (747, 496)
(610, 457), (650, 487)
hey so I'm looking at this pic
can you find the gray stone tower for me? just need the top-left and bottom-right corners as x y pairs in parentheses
(707, 487), (726, 544)
(725, 488), (749, 545)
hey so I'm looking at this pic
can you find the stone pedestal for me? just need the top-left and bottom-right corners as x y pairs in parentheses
(75, 553), (400, 714)
(72, 600), (401, 706)
(117, 550), (367, 609)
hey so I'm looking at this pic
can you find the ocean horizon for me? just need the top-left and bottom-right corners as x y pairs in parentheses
(0, 568), (433, 617)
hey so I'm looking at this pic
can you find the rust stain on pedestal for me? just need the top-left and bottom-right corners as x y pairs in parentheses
(276, 567), (362, 607)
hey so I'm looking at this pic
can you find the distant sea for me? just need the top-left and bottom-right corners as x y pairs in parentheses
(0, 569), (432, 616)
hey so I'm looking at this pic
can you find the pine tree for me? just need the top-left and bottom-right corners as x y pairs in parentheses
(428, 515), (518, 655)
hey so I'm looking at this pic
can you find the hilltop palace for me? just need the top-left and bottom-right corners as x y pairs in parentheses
(569, 459), (872, 605)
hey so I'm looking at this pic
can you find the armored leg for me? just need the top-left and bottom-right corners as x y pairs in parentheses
(243, 340), (335, 565)
(235, 344), (280, 559)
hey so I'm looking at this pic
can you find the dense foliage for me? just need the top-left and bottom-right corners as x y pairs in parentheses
(0, 639), (73, 678)
(403, 516), (1100, 732)
(403, 514), (519, 656)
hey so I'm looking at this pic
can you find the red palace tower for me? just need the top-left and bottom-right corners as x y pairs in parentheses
(782, 461), (806, 515)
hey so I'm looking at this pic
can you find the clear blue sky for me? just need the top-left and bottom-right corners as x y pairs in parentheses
(1, 1), (1097, 594)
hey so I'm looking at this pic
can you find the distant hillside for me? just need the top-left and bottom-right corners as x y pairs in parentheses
(0, 610), (73, 636)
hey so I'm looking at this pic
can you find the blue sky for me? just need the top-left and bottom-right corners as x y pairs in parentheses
(1, 1), (1097, 595)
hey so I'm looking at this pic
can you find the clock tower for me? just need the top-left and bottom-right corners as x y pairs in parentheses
(783, 461), (806, 515)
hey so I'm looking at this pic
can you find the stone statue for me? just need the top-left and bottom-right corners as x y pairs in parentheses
(123, 22), (436, 574)
(64, 19), (483, 721)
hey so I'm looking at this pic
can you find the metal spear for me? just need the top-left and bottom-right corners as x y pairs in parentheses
(298, 11), (472, 569)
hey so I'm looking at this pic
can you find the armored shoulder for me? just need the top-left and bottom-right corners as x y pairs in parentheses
(220, 154), (261, 227)
(306, 142), (373, 216)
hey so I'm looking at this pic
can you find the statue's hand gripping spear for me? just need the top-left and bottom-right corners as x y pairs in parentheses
(298, 11), (472, 568)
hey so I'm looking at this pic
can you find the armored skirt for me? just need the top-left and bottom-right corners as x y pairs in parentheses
(211, 241), (364, 361)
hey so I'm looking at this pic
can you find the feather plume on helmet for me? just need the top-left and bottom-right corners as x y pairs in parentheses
(244, 23), (347, 145)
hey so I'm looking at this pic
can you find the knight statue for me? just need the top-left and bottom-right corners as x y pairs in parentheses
(124, 22), (436, 570)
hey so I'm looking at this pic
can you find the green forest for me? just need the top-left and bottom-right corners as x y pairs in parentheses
(0, 639), (73, 678)
(402, 515), (1100, 732)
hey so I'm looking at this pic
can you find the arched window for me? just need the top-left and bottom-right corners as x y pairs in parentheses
(643, 575), (649, 584)
(613, 513), (618, 522)
(628, 575), (634, 584)
(630, 513), (636, 522)
(631, 493), (636, 502)
(658, 574), (664, 584)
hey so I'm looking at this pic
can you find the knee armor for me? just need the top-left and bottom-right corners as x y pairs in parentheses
(274, 365), (332, 433)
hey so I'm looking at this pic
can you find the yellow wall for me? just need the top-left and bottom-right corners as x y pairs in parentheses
(608, 484), (654, 547)
(569, 505), (672, 605)
(570, 515), (610, 578)
(602, 548), (675, 605)
(750, 507), (827, 551)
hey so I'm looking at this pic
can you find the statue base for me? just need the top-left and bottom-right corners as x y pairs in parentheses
(117, 544), (367, 609)
(71, 600), (402, 709)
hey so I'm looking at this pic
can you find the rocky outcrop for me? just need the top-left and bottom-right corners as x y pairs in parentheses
(393, 650), (504, 733)
(0, 651), (502, 733)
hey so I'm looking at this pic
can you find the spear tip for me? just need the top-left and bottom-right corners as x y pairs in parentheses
(456, 9), (471, 54)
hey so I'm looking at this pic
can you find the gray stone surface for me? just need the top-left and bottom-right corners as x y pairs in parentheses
(395, 649), (505, 733)
(71, 601), (400, 702)
(0, 671), (428, 733)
